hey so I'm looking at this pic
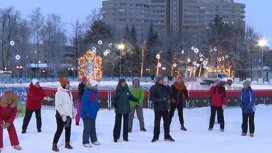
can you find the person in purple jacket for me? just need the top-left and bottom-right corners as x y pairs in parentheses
(238, 80), (255, 137)
(80, 80), (100, 147)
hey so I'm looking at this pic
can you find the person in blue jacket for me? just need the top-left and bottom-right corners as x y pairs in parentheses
(238, 80), (255, 137)
(81, 79), (100, 147)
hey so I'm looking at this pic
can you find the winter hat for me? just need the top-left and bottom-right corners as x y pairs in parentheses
(58, 77), (69, 87)
(132, 79), (140, 85)
(32, 79), (39, 85)
(215, 78), (222, 83)
(118, 79), (126, 85)
(177, 74), (183, 79)
(89, 79), (98, 87)
(81, 76), (87, 83)
(156, 75), (164, 82)
(243, 80), (251, 86)
(0, 91), (18, 108)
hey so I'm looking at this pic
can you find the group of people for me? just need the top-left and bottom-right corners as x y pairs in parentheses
(0, 74), (256, 152)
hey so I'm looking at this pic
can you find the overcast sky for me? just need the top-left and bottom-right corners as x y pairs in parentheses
(0, 0), (271, 47)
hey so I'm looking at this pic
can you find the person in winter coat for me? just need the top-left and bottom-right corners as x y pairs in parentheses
(128, 79), (146, 132)
(80, 79), (100, 147)
(150, 75), (175, 143)
(22, 79), (46, 133)
(52, 78), (75, 152)
(238, 80), (255, 137)
(75, 76), (87, 126)
(169, 74), (189, 131)
(111, 79), (138, 143)
(0, 91), (22, 151)
(208, 78), (226, 131)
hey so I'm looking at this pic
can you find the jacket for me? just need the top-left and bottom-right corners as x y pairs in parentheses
(238, 87), (255, 114)
(150, 83), (172, 112)
(0, 92), (18, 124)
(26, 83), (46, 110)
(111, 84), (137, 114)
(54, 86), (75, 118)
(208, 83), (226, 107)
(129, 85), (144, 107)
(170, 82), (188, 105)
(77, 82), (85, 100)
(80, 87), (99, 119)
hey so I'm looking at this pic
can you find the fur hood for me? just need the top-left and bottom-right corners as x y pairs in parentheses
(0, 91), (18, 108)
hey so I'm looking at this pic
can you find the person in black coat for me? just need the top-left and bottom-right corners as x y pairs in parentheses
(150, 75), (175, 143)
(111, 79), (138, 143)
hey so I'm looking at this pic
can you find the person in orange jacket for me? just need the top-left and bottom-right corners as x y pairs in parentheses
(0, 91), (22, 151)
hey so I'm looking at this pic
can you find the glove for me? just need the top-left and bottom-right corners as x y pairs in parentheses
(171, 99), (176, 103)
(136, 99), (140, 105)
(222, 105), (226, 110)
(242, 106), (247, 113)
(1, 124), (7, 129)
(62, 115), (67, 122)
(213, 82), (218, 87)
(112, 102), (118, 108)
(86, 113), (90, 117)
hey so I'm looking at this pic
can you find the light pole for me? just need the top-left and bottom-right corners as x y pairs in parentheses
(117, 43), (125, 79)
(258, 38), (267, 78)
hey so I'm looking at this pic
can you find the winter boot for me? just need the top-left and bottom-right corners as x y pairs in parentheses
(221, 129), (224, 132)
(14, 145), (22, 150)
(37, 129), (41, 132)
(52, 143), (59, 152)
(151, 138), (158, 142)
(241, 133), (247, 136)
(22, 129), (26, 134)
(65, 142), (73, 149)
(181, 124), (187, 131)
(208, 128), (213, 131)
(250, 133), (254, 137)
(123, 139), (129, 142)
(76, 122), (79, 126)
(165, 137), (175, 142)
(140, 128), (147, 131)
(128, 129), (132, 133)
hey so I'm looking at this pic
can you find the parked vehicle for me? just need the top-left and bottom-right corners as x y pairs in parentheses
(201, 72), (233, 85)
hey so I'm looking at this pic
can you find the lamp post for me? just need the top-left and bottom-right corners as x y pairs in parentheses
(117, 43), (125, 79)
(16, 66), (23, 78)
(258, 39), (267, 78)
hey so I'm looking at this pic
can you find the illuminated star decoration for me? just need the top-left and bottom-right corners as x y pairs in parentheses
(78, 49), (103, 80)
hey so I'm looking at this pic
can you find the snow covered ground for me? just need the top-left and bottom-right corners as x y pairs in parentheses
(1, 80), (272, 90)
(1, 105), (271, 153)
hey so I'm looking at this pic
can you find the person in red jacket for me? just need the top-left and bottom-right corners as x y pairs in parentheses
(208, 78), (226, 131)
(0, 91), (22, 151)
(22, 79), (46, 134)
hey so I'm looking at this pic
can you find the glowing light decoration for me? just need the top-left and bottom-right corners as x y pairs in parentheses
(187, 58), (191, 62)
(199, 54), (203, 57)
(225, 55), (229, 58)
(181, 50), (184, 54)
(193, 62), (197, 65)
(196, 63), (200, 67)
(200, 58), (204, 61)
(109, 43), (113, 48)
(191, 46), (195, 50)
(194, 48), (199, 53)
(203, 65), (207, 69)
(173, 63), (177, 68)
(15, 55), (20, 60)
(156, 54), (160, 59)
(157, 63), (161, 67)
(78, 49), (103, 80)
(98, 40), (102, 45)
(218, 57), (221, 62)
(214, 48), (217, 52)
(10, 41), (15, 46)
(203, 61), (208, 65)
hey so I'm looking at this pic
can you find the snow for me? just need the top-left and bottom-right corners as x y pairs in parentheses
(1, 105), (271, 153)
(1, 80), (272, 90)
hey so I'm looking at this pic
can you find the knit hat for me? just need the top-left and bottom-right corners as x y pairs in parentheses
(132, 79), (140, 85)
(243, 80), (251, 86)
(118, 79), (126, 86)
(32, 79), (39, 85)
(58, 77), (69, 87)
(89, 79), (98, 87)
(156, 75), (164, 82)
(177, 74), (183, 79)
(81, 76), (87, 83)
(215, 78), (222, 83)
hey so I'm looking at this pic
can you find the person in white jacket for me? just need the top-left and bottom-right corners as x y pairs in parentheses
(52, 78), (75, 152)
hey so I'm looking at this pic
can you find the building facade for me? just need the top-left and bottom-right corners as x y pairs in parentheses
(102, 0), (245, 41)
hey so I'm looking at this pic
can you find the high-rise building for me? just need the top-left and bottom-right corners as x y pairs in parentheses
(102, 0), (245, 41)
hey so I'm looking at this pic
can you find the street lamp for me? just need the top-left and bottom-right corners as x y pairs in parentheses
(258, 39), (267, 73)
(117, 43), (125, 79)
(16, 66), (23, 78)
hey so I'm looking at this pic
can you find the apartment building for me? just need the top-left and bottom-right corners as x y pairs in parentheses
(102, 0), (245, 40)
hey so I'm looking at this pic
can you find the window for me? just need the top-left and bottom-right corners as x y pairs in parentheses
(120, 3), (126, 6)
(129, 4), (133, 7)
